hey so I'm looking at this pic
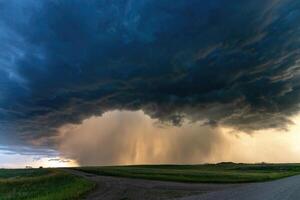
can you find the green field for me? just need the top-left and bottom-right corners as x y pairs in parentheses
(76, 163), (300, 183)
(2, 163), (300, 200)
(0, 168), (95, 200)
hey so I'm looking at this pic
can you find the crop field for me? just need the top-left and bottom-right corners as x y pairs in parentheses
(76, 163), (300, 183)
(1, 164), (300, 200)
(0, 168), (95, 200)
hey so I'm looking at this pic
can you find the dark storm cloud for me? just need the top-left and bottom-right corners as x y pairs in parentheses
(0, 145), (58, 156)
(1, 0), (300, 148)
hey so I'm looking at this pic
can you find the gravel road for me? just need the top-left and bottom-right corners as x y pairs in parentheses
(178, 174), (300, 200)
(63, 169), (240, 200)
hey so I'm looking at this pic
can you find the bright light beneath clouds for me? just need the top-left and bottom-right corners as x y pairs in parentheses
(55, 110), (300, 166)
(0, 152), (78, 168)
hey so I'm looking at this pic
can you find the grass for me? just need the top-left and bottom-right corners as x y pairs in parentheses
(76, 163), (300, 183)
(2, 163), (300, 200)
(0, 169), (95, 200)
(0, 169), (49, 179)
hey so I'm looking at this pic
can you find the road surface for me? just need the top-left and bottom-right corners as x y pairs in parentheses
(178, 174), (300, 200)
(63, 169), (240, 200)
(64, 169), (300, 200)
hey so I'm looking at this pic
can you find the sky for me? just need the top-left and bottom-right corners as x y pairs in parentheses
(0, 0), (300, 168)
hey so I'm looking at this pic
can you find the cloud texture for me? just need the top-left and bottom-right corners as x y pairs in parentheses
(57, 111), (300, 165)
(1, 0), (300, 148)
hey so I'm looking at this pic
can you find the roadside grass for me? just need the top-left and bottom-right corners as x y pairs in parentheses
(0, 168), (49, 179)
(76, 163), (300, 183)
(0, 169), (95, 200)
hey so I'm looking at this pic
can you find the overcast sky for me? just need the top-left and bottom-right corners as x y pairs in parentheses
(1, 0), (300, 167)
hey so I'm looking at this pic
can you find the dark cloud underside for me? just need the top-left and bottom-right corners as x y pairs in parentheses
(0, 0), (300, 147)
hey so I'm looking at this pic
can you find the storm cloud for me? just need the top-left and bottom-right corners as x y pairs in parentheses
(1, 0), (300, 148)
(57, 111), (300, 165)
(57, 111), (229, 165)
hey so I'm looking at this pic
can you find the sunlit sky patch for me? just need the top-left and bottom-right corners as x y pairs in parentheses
(4, 110), (300, 168)
(0, 151), (77, 168)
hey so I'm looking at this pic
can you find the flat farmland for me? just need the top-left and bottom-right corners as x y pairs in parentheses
(0, 168), (94, 200)
(76, 163), (300, 183)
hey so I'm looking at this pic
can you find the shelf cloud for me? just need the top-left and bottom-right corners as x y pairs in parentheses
(0, 0), (300, 156)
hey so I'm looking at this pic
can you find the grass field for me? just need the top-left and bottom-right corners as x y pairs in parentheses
(0, 168), (95, 200)
(2, 163), (300, 200)
(76, 163), (300, 183)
